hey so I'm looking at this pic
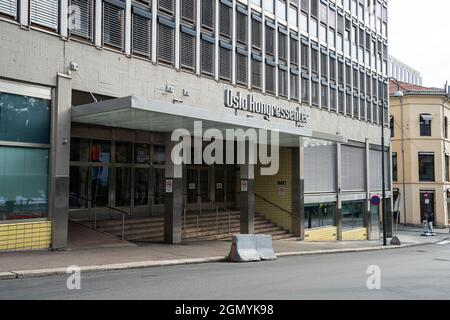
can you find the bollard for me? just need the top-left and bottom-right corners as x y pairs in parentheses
(228, 235), (261, 262)
(255, 235), (277, 261)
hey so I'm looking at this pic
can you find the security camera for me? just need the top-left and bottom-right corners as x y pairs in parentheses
(69, 61), (79, 72)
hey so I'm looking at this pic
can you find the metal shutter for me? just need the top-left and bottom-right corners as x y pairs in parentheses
(369, 149), (387, 191)
(201, 39), (214, 75)
(236, 11), (247, 45)
(181, 0), (195, 23)
(103, 1), (125, 50)
(70, 0), (94, 40)
(219, 3), (231, 38)
(157, 22), (174, 64)
(251, 59), (261, 89)
(290, 73), (298, 100)
(278, 32), (287, 62)
(305, 144), (336, 193)
(0, 0), (16, 17)
(251, 18), (261, 49)
(219, 46), (231, 80)
(341, 145), (365, 192)
(265, 63), (275, 94)
(201, 0), (214, 30)
(236, 51), (247, 85)
(159, 0), (174, 15)
(30, 0), (59, 30)
(290, 37), (298, 66)
(132, 10), (151, 57)
(278, 68), (287, 97)
(265, 25), (274, 56)
(180, 32), (196, 70)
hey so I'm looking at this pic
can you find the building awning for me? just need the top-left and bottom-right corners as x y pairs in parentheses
(71, 96), (347, 146)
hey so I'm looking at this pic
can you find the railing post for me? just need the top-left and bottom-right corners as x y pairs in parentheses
(94, 205), (97, 230)
(216, 205), (219, 233)
(228, 212), (231, 234)
(122, 213), (125, 241)
(196, 215), (199, 239)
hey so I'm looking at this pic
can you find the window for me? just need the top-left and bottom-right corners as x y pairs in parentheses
(0, 0), (17, 18)
(278, 31), (287, 63)
(265, 24), (275, 57)
(290, 72), (299, 100)
(252, 17), (262, 50)
(236, 9), (247, 46)
(419, 153), (435, 182)
(251, 58), (262, 90)
(201, 0), (215, 31)
(445, 116), (448, 139)
(103, 0), (125, 50)
(392, 153), (398, 182)
(446, 155), (450, 182)
(219, 2), (232, 38)
(305, 202), (336, 229)
(301, 42), (309, 70)
(420, 114), (432, 137)
(30, 0), (59, 31)
(266, 63), (275, 94)
(311, 47), (318, 74)
(390, 116), (394, 138)
(290, 35), (298, 66)
(312, 81), (319, 106)
(181, 0), (195, 23)
(201, 38), (215, 76)
(236, 51), (248, 86)
(132, 4), (152, 57)
(301, 76), (309, 103)
(219, 45), (232, 80)
(342, 200), (364, 230)
(159, 0), (174, 15)
(180, 31), (196, 71)
(157, 21), (175, 65)
(279, 68), (288, 97)
(70, 0), (95, 41)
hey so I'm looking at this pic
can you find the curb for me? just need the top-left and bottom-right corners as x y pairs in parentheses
(1, 238), (447, 281)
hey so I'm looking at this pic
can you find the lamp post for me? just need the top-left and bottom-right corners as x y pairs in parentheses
(382, 77), (403, 246)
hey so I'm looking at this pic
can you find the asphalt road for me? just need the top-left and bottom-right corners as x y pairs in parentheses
(1, 242), (450, 300)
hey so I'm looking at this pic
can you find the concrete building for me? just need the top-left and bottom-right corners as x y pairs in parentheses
(389, 56), (423, 86)
(390, 81), (450, 228)
(0, 0), (391, 252)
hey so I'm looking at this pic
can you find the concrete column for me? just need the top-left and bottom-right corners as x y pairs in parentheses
(19, 0), (29, 27)
(291, 138), (305, 239)
(336, 143), (343, 240)
(94, 0), (103, 48)
(364, 139), (371, 234)
(164, 140), (183, 244)
(125, 0), (132, 56)
(60, 0), (69, 39)
(239, 141), (255, 234)
(50, 73), (72, 250)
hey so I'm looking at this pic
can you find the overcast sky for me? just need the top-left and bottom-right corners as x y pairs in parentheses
(389, 0), (450, 88)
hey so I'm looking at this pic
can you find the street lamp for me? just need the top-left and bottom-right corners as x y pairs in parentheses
(381, 77), (403, 246)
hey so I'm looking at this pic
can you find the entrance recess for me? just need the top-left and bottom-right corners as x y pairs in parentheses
(187, 166), (210, 208)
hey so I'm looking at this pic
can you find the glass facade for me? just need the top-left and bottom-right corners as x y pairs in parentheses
(304, 202), (336, 229)
(342, 200), (365, 230)
(0, 91), (51, 221)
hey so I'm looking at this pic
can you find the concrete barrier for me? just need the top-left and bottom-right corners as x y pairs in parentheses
(255, 235), (277, 261)
(228, 234), (261, 262)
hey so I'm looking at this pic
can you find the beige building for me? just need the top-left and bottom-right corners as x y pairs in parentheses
(391, 82), (450, 228)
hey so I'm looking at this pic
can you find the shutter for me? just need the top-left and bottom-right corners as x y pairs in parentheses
(201, 39), (214, 75)
(103, 1), (125, 50)
(219, 3), (231, 38)
(278, 32), (287, 62)
(341, 145), (365, 192)
(181, 0), (195, 23)
(219, 46), (231, 80)
(278, 68), (287, 97)
(290, 73), (298, 100)
(265, 63), (275, 94)
(132, 11), (151, 57)
(180, 31), (196, 70)
(0, 0), (16, 17)
(236, 51), (247, 85)
(70, 0), (94, 40)
(290, 37), (298, 66)
(159, 0), (174, 15)
(265, 25), (274, 56)
(251, 18), (261, 49)
(29, 0), (59, 30)
(157, 22), (174, 64)
(201, 0), (214, 30)
(305, 144), (336, 193)
(236, 11), (247, 45)
(251, 59), (261, 89)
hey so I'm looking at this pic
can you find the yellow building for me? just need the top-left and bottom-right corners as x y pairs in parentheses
(390, 82), (450, 228)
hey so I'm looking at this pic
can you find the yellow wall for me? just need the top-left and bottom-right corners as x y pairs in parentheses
(305, 227), (338, 242)
(342, 228), (368, 241)
(0, 221), (52, 251)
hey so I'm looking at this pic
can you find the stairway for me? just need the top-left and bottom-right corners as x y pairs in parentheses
(85, 211), (295, 242)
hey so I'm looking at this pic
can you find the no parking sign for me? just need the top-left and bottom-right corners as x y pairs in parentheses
(370, 195), (381, 206)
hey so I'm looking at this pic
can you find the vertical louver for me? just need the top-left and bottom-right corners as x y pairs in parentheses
(180, 32), (196, 70)
(181, 0), (195, 24)
(103, 1), (125, 50)
(290, 37), (298, 66)
(251, 59), (261, 90)
(132, 9), (151, 57)
(236, 11), (247, 45)
(159, 0), (174, 15)
(201, 0), (214, 30)
(236, 52), (247, 85)
(265, 25), (275, 57)
(201, 39), (214, 75)
(278, 68), (288, 97)
(30, 0), (59, 30)
(70, 0), (94, 40)
(290, 73), (299, 100)
(157, 22), (175, 64)
(219, 46), (232, 80)
(251, 18), (261, 50)
(265, 64), (275, 94)
(219, 3), (231, 38)
(0, 0), (16, 17)
(278, 32), (287, 62)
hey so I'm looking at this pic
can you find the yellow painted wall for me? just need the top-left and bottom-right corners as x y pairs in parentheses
(254, 147), (293, 232)
(342, 228), (368, 241)
(0, 221), (52, 251)
(305, 227), (338, 242)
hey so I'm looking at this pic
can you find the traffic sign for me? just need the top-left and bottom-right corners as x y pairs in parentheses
(370, 195), (381, 206)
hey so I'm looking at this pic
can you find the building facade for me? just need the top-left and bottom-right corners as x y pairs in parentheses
(0, 0), (391, 251)
(389, 56), (423, 86)
(390, 81), (450, 228)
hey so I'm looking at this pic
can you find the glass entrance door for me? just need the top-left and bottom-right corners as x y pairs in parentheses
(187, 167), (210, 207)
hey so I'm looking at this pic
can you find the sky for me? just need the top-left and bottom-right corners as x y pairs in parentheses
(389, 0), (450, 88)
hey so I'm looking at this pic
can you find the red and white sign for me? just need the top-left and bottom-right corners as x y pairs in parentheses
(241, 180), (248, 192)
(166, 179), (173, 193)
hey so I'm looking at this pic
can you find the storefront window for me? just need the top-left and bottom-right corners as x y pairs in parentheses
(70, 138), (90, 162)
(153, 144), (166, 165)
(0, 146), (49, 220)
(305, 202), (336, 229)
(342, 200), (365, 230)
(115, 142), (132, 163)
(91, 166), (109, 206)
(154, 168), (165, 205)
(115, 167), (131, 206)
(90, 140), (111, 163)
(69, 166), (89, 209)
(134, 168), (149, 206)
(0, 92), (50, 144)
(135, 143), (150, 164)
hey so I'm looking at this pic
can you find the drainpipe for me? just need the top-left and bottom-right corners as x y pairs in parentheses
(400, 96), (406, 226)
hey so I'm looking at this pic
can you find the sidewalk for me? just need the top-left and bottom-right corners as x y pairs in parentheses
(0, 226), (448, 280)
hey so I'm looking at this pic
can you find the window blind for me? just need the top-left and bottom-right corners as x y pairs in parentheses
(30, 0), (59, 31)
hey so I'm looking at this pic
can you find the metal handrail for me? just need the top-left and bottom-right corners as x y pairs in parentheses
(210, 201), (235, 235)
(254, 193), (293, 217)
(69, 194), (130, 240)
(183, 196), (200, 239)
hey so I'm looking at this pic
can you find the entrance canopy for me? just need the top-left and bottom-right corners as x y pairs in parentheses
(71, 96), (346, 146)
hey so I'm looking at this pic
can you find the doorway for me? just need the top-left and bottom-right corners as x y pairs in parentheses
(187, 167), (210, 209)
